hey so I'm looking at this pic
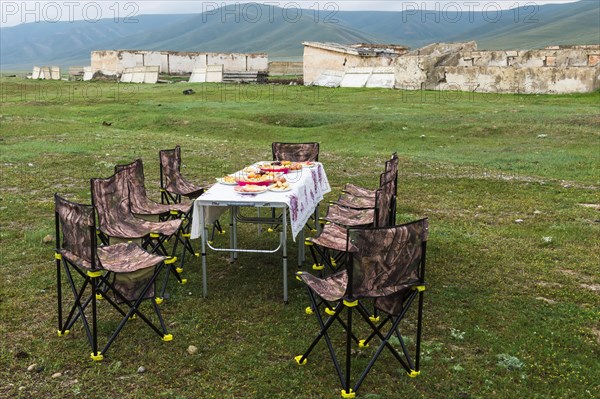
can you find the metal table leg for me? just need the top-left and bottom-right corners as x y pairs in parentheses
(282, 209), (288, 303)
(233, 206), (238, 260)
(298, 227), (305, 267)
(229, 207), (235, 262)
(200, 205), (208, 298)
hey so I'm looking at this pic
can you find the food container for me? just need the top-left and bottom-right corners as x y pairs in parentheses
(237, 179), (274, 187)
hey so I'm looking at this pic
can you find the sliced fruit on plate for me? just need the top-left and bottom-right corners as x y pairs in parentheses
(234, 185), (267, 194)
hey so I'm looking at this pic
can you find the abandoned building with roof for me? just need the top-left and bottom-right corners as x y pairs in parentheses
(302, 41), (600, 94)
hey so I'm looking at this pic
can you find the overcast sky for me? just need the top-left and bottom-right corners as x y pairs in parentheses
(0, 0), (581, 27)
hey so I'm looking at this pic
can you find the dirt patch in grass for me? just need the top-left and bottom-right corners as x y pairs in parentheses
(535, 282), (563, 288)
(535, 297), (557, 304)
(558, 269), (594, 283)
(591, 328), (600, 345)
(248, 113), (339, 128)
(578, 203), (600, 210)
(580, 284), (600, 292)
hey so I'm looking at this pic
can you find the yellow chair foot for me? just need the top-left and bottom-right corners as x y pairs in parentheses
(194, 253), (200, 257)
(267, 228), (274, 233)
(294, 355), (307, 365)
(312, 263), (324, 271)
(369, 315), (380, 323)
(164, 257), (177, 265)
(162, 334), (173, 342)
(57, 330), (70, 337)
(90, 352), (104, 362)
(95, 293), (104, 300)
(305, 307), (314, 315)
(311, 229), (317, 233)
(325, 307), (336, 316)
(219, 230), (227, 235)
(176, 267), (184, 274)
(358, 339), (369, 348)
(155, 297), (164, 305)
(408, 370), (421, 378)
(341, 389), (355, 398)
(179, 279), (188, 285)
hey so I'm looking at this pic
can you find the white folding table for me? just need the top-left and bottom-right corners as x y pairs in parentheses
(190, 163), (331, 302)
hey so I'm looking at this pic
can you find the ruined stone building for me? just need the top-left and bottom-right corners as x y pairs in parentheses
(91, 50), (269, 76)
(304, 41), (600, 94)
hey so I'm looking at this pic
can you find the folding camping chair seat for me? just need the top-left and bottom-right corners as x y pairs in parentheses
(115, 159), (197, 275)
(342, 184), (378, 199)
(91, 170), (185, 302)
(323, 205), (375, 228)
(342, 152), (398, 200)
(295, 219), (429, 397)
(335, 166), (397, 211)
(332, 194), (376, 210)
(54, 194), (172, 361)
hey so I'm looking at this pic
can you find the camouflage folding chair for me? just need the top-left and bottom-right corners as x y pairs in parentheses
(159, 145), (223, 237)
(115, 159), (198, 294)
(306, 177), (396, 275)
(54, 194), (172, 361)
(338, 154), (399, 220)
(159, 145), (206, 204)
(91, 170), (185, 302)
(272, 142), (320, 162)
(342, 153), (398, 217)
(295, 219), (429, 398)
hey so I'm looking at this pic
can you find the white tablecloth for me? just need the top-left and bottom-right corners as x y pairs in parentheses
(190, 163), (331, 241)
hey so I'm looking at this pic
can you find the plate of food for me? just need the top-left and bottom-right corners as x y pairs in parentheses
(268, 180), (292, 192)
(299, 161), (316, 168)
(216, 175), (238, 185)
(234, 185), (267, 194)
(288, 162), (303, 171)
(258, 161), (290, 174)
(237, 171), (282, 186)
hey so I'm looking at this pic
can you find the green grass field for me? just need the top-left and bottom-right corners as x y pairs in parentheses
(0, 79), (598, 399)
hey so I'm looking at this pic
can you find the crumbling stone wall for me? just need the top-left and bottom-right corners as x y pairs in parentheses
(394, 42), (600, 94)
(395, 42), (477, 90)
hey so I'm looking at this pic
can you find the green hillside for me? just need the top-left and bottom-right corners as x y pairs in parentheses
(463, 1), (600, 49)
(0, 15), (190, 68)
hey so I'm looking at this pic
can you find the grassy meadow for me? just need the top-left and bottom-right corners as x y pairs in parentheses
(0, 78), (598, 399)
